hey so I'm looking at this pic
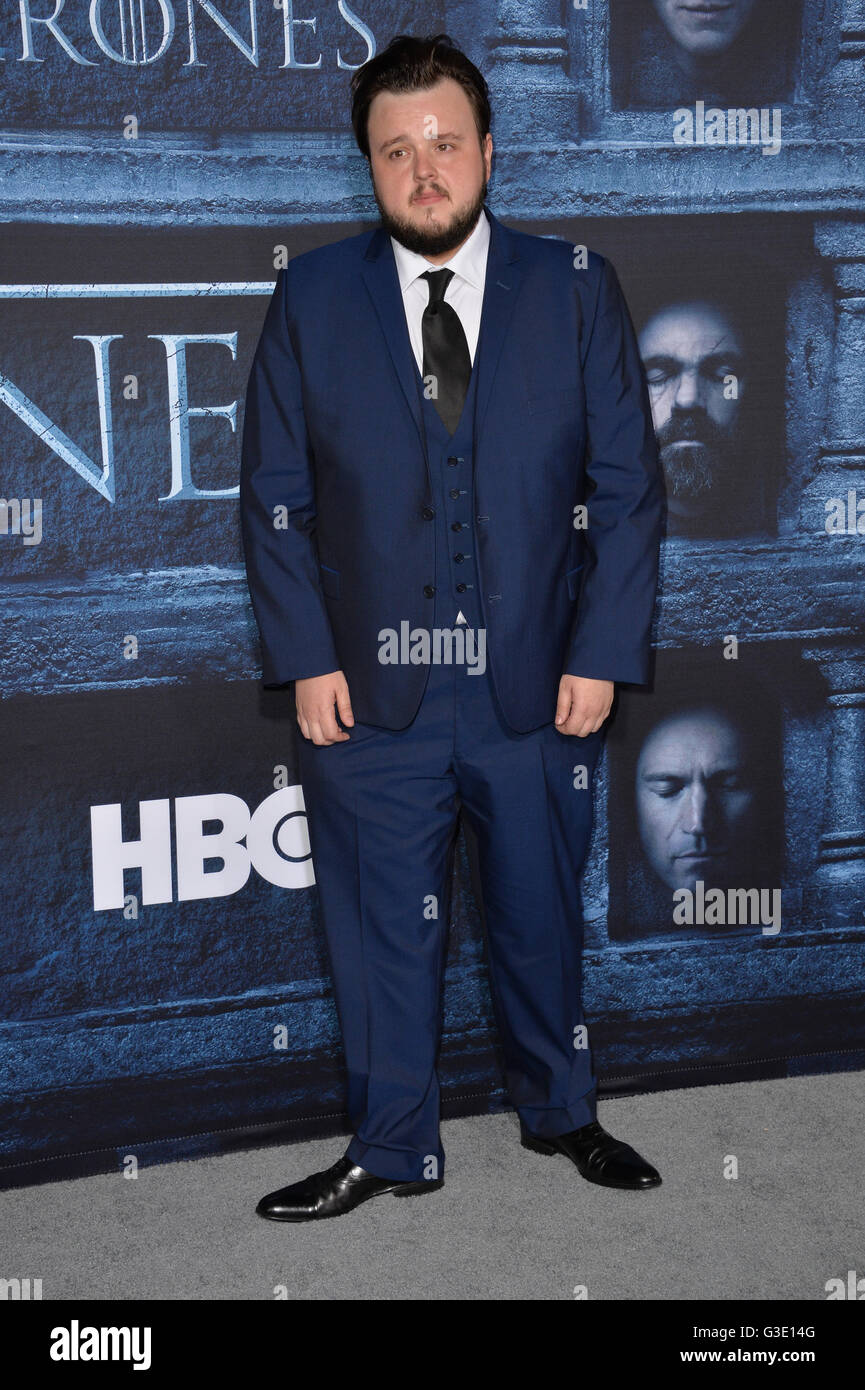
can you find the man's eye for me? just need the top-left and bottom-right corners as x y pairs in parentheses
(654, 781), (682, 798)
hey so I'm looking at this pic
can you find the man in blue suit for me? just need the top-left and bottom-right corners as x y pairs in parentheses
(241, 33), (665, 1221)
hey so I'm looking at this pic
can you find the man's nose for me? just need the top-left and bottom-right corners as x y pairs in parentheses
(681, 782), (709, 834)
(413, 145), (440, 182)
(673, 368), (702, 410)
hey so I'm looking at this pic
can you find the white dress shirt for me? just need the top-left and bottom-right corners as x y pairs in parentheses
(390, 208), (491, 625)
(390, 205), (491, 376)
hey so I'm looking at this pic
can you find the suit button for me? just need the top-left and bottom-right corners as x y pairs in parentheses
(454, 552), (464, 563)
(424, 584), (435, 597)
(422, 506), (435, 520)
(449, 488), (460, 499)
(456, 582), (467, 593)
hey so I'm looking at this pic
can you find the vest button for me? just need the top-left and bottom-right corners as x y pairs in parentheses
(454, 552), (465, 563)
(447, 456), (461, 467)
(451, 521), (463, 532)
(456, 582), (467, 593)
(424, 584), (435, 597)
(449, 488), (460, 500)
(422, 506), (435, 520)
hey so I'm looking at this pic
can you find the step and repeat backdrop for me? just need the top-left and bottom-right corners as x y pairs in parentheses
(2, 0), (865, 1185)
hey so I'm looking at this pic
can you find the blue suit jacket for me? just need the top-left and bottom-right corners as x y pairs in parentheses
(239, 208), (664, 733)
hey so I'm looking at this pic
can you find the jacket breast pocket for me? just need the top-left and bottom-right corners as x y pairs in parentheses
(527, 386), (582, 416)
(318, 562), (341, 600)
(565, 563), (584, 601)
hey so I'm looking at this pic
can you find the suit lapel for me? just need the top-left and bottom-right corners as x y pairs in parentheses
(471, 208), (524, 444)
(359, 206), (525, 453)
(360, 226), (425, 449)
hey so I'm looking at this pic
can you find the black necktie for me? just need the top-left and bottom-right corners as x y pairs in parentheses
(421, 268), (472, 435)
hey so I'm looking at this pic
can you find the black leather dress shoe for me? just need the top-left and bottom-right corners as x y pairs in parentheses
(256, 1152), (444, 1221)
(520, 1118), (661, 1190)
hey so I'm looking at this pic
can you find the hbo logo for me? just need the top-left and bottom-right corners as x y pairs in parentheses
(90, 787), (313, 909)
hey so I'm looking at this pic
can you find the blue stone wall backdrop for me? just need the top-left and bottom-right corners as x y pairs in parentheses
(1, 0), (864, 1187)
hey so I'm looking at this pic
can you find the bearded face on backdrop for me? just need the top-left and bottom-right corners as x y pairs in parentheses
(638, 298), (747, 534)
(622, 238), (785, 540)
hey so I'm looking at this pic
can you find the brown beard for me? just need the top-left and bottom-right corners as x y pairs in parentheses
(373, 177), (489, 258)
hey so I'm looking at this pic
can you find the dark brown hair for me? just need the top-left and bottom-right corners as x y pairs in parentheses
(350, 33), (491, 161)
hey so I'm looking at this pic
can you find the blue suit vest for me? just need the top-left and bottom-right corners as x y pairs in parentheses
(415, 359), (484, 638)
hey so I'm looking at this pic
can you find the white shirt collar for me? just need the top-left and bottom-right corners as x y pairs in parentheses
(391, 206), (490, 295)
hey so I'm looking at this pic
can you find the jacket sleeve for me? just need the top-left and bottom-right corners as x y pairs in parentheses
(239, 267), (341, 687)
(562, 255), (665, 685)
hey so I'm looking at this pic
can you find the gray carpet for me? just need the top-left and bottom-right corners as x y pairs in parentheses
(3, 1070), (862, 1300)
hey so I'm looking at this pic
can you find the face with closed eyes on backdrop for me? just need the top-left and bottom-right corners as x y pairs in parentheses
(365, 76), (493, 265)
(651, 0), (759, 62)
(635, 708), (760, 894)
(639, 301), (746, 521)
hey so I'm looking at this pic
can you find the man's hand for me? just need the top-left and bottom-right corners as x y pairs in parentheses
(555, 675), (614, 737)
(295, 670), (355, 745)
